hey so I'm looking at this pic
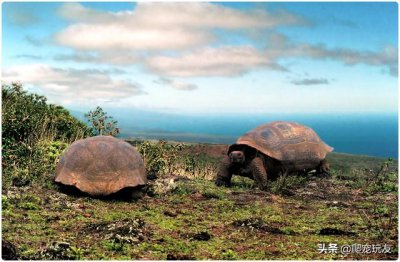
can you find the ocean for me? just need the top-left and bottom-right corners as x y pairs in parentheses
(72, 109), (398, 158)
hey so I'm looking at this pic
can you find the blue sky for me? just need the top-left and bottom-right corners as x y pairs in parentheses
(2, 2), (398, 114)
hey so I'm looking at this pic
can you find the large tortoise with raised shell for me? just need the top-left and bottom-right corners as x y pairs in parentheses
(55, 136), (147, 197)
(215, 121), (333, 190)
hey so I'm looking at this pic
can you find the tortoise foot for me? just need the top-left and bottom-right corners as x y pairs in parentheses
(215, 178), (231, 187)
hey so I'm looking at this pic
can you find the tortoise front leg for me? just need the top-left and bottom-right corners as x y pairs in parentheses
(215, 156), (233, 187)
(249, 156), (268, 190)
(317, 159), (330, 175)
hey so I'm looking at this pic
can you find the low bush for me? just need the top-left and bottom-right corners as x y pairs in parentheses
(84, 106), (120, 136)
(332, 158), (398, 194)
(136, 140), (185, 178)
(133, 140), (220, 181)
(2, 82), (91, 188)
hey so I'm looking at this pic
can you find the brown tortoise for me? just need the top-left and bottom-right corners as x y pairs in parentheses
(215, 121), (333, 190)
(55, 136), (147, 197)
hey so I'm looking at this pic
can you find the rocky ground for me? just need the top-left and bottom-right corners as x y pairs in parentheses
(2, 144), (398, 260)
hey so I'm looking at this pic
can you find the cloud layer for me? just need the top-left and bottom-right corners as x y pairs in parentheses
(55, 3), (304, 52)
(155, 77), (198, 91)
(146, 46), (284, 77)
(52, 3), (397, 78)
(145, 39), (397, 78)
(53, 52), (140, 65)
(2, 64), (143, 104)
(275, 41), (398, 76)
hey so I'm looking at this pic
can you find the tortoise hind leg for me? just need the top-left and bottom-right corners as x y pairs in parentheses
(215, 156), (233, 187)
(249, 156), (268, 190)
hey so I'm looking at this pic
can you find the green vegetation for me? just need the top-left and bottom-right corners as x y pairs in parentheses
(222, 249), (239, 260)
(2, 83), (91, 187)
(3, 151), (397, 260)
(135, 140), (185, 178)
(85, 106), (120, 136)
(131, 140), (220, 181)
(330, 158), (397, 194)
(269, 172), (309, 195)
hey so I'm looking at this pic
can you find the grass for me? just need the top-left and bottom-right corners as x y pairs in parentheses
(326, 152), (391, 173)
(2, 146), (398, 260)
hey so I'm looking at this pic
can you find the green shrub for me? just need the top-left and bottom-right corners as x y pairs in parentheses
(367, 159), (398, 193)
(31, 242), (83, 260)
(6, 140), (69, 187)
(2, 82), (91, 187)
(84, 106), (120, 136)
(136, 140), (185, 177)
(336, 159), (398, 193)
(221, 249), (238, 260)
(18, 202), (40, 210)
(183, 155), (197, 176)
(332, 158), (398, 192)
(181, 153), (218, 180)
(357, 202), (397, 240)
(134, 140), (219, 180)
(2, 195), (11, 210)
(17, 193), (43, 210)
(103, 240), (127, 252)
(2, 83), (90, 147)
(21, 193), (43, 204)
(34, 140), (68, 171)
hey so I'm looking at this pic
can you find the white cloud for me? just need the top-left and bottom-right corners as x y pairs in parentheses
(2, 64), (143, 105)
(298, 44), (398, 77)
(155, 77), (197, 91)
(56, 24), (213, 51)
(53, 3), (396, 79)
(129, 2), (303, 29)
(146, 46), (284, 77)
(57, 2), (115, 23)
(55, 3), (304, 51)
(146, 38), (397, 78)
(54, 52), (140, 65)
(266, 33), (398, 77)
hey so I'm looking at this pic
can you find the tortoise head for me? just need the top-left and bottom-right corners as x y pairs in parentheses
(229, 150), (245, 164)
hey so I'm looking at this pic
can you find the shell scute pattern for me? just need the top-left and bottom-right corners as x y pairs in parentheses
(233, 121), (333, 163)
(63, 144), (93, 173)
(55, 136), (146, 196)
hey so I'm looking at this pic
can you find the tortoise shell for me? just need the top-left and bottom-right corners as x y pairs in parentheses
(55, 136), (146, 196)
(229, 121), (333, 169)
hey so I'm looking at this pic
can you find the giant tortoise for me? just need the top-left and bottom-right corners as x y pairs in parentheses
(55, 136), (147, 197)
(215, 121), (333, 190)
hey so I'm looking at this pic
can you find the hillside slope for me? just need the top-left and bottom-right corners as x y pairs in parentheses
(2, 142), (398, 260)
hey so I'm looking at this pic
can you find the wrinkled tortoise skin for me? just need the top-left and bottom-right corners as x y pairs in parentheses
(55, 136), (146, 196)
